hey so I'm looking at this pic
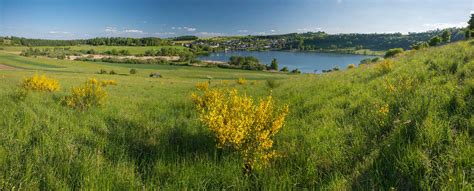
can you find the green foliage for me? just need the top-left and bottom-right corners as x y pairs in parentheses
(270, 58), (279, 70)
(291, 68), (301, 74)
(109, 70), (117, 75)
(228, 56), (267, 71)
(411, 41), (430, 50)
(129, 68), (137, 74)
(429, 36), (442, 46)
(280, 66), (289, 72)
(441, 30), (451, 43)
(174, 36), (199, 41)
(266, 79), (280, 89)
(384, 48), (404, 58)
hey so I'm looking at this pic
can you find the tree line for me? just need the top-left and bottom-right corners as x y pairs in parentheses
(0, 37), (173, 46)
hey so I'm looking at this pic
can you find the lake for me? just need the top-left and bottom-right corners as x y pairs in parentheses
(199, 51), (376, 73)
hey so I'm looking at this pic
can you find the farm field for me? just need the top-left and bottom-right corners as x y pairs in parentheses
(0, 39), (472, 190)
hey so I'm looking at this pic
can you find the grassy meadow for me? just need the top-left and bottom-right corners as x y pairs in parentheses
(0, 45), (187, 55)
(0, 40), (473, 189)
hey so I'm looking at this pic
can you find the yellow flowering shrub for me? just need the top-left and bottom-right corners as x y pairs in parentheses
(63, 78), (116, 110)
(347, 63), (356, 69)
(237, 77), (247, 85)
(195, 82), (209, 91)
(376, 60), (394, 75)
(21, 74), (60, 92)
(192, 87), (289, 174)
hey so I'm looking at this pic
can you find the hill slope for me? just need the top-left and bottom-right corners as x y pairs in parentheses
(0, 40), (473, 189)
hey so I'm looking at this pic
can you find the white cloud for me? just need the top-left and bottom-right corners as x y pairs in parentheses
(269, 29), (276, 33)
(104, 27), (118, 33)
(123, 29), (144, 34)
(49, 31), (70, 34)
(238, 29), (249, 33)
(172, 26), (197, 32)
(423, 22), (468, 30)
(184, 27), (196, 32)
(154, 32), (176, 37)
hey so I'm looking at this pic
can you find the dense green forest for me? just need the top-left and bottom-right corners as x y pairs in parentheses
(195, 28), (466, 52)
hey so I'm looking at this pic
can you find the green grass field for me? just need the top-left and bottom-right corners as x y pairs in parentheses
(0, 40), (472, 190)
(0, 45), (187, 55)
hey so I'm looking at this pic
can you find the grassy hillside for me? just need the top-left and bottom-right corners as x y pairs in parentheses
(0, 45), (187, 55)
(0, 40), (472, 190)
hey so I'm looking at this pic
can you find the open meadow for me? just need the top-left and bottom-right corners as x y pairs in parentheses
(0, 38), (472, 189)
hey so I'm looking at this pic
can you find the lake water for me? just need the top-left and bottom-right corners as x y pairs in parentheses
(199, 51), (376, 73)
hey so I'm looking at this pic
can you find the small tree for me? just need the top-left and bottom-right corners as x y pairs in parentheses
(441, 30), (451, 43)
(270, 58), (279, 70)
(280, 67), (289, 72)
(428, 36), (442, 46)
(129, 68), (137, 74)
(467, 14), (474, 38)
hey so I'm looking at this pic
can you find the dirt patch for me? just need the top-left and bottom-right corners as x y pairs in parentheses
(0, 64), (20, 70)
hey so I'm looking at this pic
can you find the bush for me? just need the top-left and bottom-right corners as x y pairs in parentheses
(109, 70), (117, 75)
(384, 48), (404, 58)
(192, 88), (289, 174)
(291, 68), (301, 74)
(63, 78), (116, 110)
(347, 63), (356, 69)
(266, 79), (280, 89)
(376, 60), (395, 75)
(21, 74), (60, 92)
(195, 82), (209, 91)
(280, 67), (289, 72)
(98, 69), (107, 74)
(129, 68), (137, 74)
(237, 77), (247, 85)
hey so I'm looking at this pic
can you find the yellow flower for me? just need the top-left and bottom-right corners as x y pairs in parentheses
(21, 74), (60, 92)
(192, 87), (288, 173)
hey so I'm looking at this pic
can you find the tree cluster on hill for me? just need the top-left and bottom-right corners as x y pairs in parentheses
(0, 37), (172, 46)
(192, 28), (466, 52)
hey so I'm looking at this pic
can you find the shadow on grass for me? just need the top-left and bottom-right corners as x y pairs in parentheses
(103, 116), (217, 182)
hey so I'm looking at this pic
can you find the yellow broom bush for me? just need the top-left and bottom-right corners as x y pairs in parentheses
(192, 87), (289, 174)
(237, 77), (247, 85)
(21, 74), (60, 92)
(63, 78), (116, 110)
(195, 82), (209, 91)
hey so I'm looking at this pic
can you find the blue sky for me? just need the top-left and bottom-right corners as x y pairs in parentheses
(1, 0), (473, 39)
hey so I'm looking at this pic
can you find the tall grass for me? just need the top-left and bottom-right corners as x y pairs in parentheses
(0, 40), (472, 189)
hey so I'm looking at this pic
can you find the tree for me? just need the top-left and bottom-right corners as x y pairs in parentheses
(441, 30), (451, 43)
(469, 14), (474, 30)
(467, 14), (474, 38)
(428, 36), (442, 46)
(280, 67), (289, 72)
(270, 58), (279, 70)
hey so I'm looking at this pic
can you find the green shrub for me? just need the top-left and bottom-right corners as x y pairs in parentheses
(384, 48), (404, 58)
(266, 79), (280, 89)
(109, 70), (117, 75)
(129, 68), (137, 74)
(98, 69), (107, 74)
